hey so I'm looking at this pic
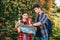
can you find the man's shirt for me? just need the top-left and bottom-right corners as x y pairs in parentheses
(35, 12), (48, 38)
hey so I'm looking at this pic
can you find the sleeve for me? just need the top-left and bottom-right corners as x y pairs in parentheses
(39, 14), (48, 25)
(13, 28), (18, 33)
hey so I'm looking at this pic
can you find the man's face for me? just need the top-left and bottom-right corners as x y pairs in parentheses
(34, 7), (40, 14)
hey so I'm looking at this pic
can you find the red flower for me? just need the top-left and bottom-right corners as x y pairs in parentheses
(0, 23), (2, 26)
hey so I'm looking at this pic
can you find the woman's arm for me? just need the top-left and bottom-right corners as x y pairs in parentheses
(15, 22), (19, 28)
(14, 20), (21, 32)
(13, 22), (19, 32)
(27, 18), (33, 26)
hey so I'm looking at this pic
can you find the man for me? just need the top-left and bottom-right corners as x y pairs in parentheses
(32, 4), (48, 40)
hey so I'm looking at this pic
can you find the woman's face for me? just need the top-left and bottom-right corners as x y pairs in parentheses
(22, 13), (28, 19)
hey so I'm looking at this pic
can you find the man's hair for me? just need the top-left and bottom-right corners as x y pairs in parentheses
(33, 4), (40, 9)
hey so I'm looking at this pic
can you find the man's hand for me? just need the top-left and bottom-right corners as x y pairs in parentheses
(33, 22), (42, 27)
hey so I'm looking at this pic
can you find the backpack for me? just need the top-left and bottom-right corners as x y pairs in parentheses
(41, 13), (53, 35)
(45, 19), (53, 35)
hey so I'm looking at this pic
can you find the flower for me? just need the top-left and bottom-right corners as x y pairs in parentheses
(18, 14), (21, 16)
(26, 0), (30, 2)
(40, 0), (46, 5)
(5, 6), (9, 8)
(5, 21), (9, 25)
(53, 34), (58, 37)
(20, 4), (26, 7)
(56, 13), (60, 17)
(4, 11), (9, 14)
(0, 23), (2, 26)
(18, 18), (20, 20)
(29, 16), (32, 18)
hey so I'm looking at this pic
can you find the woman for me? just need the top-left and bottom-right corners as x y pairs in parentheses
(14, 10), (33, 40)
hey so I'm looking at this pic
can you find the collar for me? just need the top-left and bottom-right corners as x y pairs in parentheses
(39, 11), (43, 15)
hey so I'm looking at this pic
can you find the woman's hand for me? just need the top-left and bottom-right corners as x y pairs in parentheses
(28, 24), (33, 27)
(15, 22), (19, 28)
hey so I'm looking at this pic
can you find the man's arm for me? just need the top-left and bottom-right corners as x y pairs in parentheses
(33, 14), (48, 27)
(33, 22), (42, 26)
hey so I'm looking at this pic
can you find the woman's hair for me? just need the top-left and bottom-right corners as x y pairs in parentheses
(22, 10), (28, 15)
